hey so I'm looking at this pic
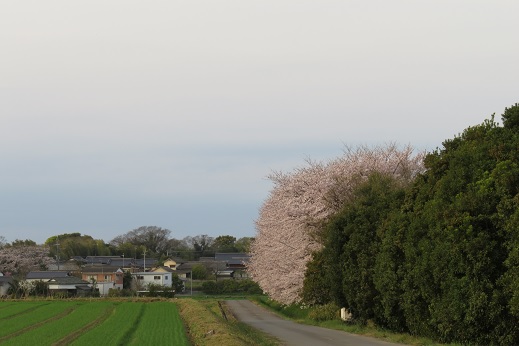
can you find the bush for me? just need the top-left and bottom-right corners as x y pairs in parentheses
(108, 288), (134, 297)
(192, 264), (209, 280)
(238, 280), (263, 294)
(308, 303), (341, 322)
(201, 279), (263, 295)
(146, 283), (175, 298)
(201, 281), (219, 294)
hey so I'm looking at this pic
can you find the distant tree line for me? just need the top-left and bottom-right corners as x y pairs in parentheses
(40, 228), (252, 262)
(252, 104), (519, 345)
(1, 228), (253, 277)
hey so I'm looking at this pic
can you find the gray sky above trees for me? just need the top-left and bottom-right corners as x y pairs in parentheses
(1, 1), (518, 244)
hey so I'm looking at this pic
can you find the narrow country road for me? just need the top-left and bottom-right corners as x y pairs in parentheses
(225, 300), (403, 346)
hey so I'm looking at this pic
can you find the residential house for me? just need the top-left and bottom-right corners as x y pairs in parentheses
(151, 266), (175, 274)
(163, 258), (184, 270)
(84, 256), (121, 265)
(47, 277), (91, 297)
(132, 271), (172, 291)
(81, 266), (123, 296)
(0, 274), (13, 296)
(47, 259), (82, 271)
(133, 258), (158, 272)
(24, 271), (91, 297)
(26, 271), (71, 282)
(106, 258), (133, 272)
(214, 253), (251, 279)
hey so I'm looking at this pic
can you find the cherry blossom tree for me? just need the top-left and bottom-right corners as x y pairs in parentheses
(249, 144), (424, 304)
(0, 245), (54, 277)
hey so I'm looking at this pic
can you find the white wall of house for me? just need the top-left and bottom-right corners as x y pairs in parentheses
(132, 272), (172, 289)
(96, 282), (122, 296)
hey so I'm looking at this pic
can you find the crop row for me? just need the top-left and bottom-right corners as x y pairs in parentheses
(0, 301), (189, 345)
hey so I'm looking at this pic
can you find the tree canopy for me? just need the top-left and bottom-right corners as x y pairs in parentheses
(295, 104), (519, 344)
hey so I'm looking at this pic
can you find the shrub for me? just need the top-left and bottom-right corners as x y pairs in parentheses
(308, 303), (341, 321)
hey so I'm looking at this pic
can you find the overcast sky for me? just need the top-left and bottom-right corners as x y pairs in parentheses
(1, 1), (518, 244)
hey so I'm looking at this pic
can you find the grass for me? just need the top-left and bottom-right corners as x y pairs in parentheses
(0, 300), (192, 346)
(70, 302), (145, 345)
(0, 301), (46, 319)
(129, 302), (189, 345)
(176, 297), (280, 346)
(0, 301), (72, 339)
(0, 297), (276, 346)
(1, 301), (112, 345)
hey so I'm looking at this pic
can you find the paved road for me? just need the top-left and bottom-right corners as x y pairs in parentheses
(226, 300), (402, 346)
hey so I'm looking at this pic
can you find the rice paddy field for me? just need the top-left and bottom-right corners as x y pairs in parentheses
(0, 300), (190, 346)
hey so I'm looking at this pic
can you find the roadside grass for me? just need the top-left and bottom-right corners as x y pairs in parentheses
(176, 297), (280, 346)
(252, 296), (461, 346)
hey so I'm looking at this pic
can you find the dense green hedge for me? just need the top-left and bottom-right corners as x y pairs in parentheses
(201, 279), (262, 295)
(304, 104), (519, 345)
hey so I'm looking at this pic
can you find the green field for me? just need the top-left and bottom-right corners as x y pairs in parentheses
(0, 300), (189, 346)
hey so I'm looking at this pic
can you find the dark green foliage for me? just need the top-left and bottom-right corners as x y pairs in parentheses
(316, 173), (406, 324)
(7, 239), (37, 247)
(303, 104), (519, 345)
(501, 103), (519, 130)
(307, 302), (341, 321)
(192, 263), (210, 280)
(201, 279), (262, 295)
(302, 250), (333, 305)
(398, 110), (519, 344)
(171, 273), (185, 294)
(212, 235), (237, 252)
(146, 283), (175, 298)
(123, 270), (133, 289)
(45, 233), (111, 259)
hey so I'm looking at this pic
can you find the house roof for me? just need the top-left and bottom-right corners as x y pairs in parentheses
(84, 256), (121, 265)
(48, 276), (90, 285)
(26, 271), (70, 279)
(133, 258), (158, 267)
(151, 266), (175, 273)
(107, 258), (132, 266)
(0, 277), (13, 284)
(215, 253), (251, 265)
(81, 266), (122, 273)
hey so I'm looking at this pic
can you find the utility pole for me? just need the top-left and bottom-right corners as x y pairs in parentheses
(143, 249), (147, 272)
(55, 238), (60, 270)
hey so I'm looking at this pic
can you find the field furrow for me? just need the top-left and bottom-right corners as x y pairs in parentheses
(1, 302), (113, 346)
(129, 302), (189, 346)
(0, 302), (74, 339)
(54, 304), (116, 346)
(0, 300), (193, 346)
(0, 302), (47, 320)
(69, 302), (145, 346)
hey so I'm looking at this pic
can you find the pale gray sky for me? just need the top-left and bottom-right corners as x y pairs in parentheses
(1, 1), (518, 244)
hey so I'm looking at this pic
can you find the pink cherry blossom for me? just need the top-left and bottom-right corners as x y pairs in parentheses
(0, 245), (54, 277)
(249, 144), (424, 304)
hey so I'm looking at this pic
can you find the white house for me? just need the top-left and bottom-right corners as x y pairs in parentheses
(132, 272), (172, 290)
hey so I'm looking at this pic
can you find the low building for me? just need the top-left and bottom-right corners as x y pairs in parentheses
(0, 275), (13, 296)
(132, 271), (172, 290)
(81, 266), (124, 296)
(26, 271), (71, 282)
(47, 277), (91, 297)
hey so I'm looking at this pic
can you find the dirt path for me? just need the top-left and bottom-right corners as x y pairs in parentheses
(225, 300), (403, 346)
